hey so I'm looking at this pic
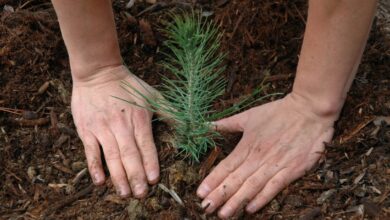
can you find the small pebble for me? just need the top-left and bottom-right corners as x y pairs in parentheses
(353, 187), (367, 198)
(127, 199), (146, 219)
(37, 81), (50, 94)
(45, 166), (53, 175)
(40, 133), (52, 148)
(368, 164), (377, 170)
(160, 196), (170, 208)
(270, 199), (281, 211)
(147, 197), (162, 211)
(71, 161), (87, 172)
(316, 189), (337, 205)
(27, 166), (37, 180)
(285, 195), (304, 208)
(66, 184), (75, 194)
(22, 111), (38, 120)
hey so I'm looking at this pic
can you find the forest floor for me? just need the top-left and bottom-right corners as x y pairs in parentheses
(1, 0), (389, 219)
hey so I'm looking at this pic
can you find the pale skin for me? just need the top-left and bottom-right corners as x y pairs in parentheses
(51, 0), (377, 218)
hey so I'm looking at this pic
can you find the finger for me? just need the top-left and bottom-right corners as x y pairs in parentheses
(245, 168), (300, 214)
(96, 128), (131, 197)
(133, 108), (160, 184)
(80, 131), (105, 185)
(201, 159), (260, 214)
(197, 136), (252, 199)
(111, 117), (148, 198)
(212, 110), (248, 132)
(218, 164), (282, 218)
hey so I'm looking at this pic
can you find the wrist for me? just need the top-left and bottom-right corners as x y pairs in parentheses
(69, 47), (122, 83)
(71, 64), (128, 87)
(287, 90), (344, 123)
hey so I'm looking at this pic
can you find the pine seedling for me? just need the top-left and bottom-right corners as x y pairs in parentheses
(120, 13), (270, 161)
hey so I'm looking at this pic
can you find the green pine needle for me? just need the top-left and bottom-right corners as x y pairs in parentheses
(121, 13), (273, 161)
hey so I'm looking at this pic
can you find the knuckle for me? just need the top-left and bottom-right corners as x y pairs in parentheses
(112, 173), (129, 185)
(103, 147), (121, 161)
(128, 172), (145, 183)
(220, 159), (235, 173)
(136, 135), (154, 146)
(141, 155), (157, 170)
(247, 175), (261, 188)
(229, 173), (245, 186)
(110, 111), (126, 125)
(120, 145), (139, 159)
(83, 143), (96, 151)
(270, 178), (280, 186)
(270, 177), (288, 188)
(88, 157), (101, 171)
(254, 194), (266, 207)
(140, 142), (156, 154)
(134, 109), (151, 123)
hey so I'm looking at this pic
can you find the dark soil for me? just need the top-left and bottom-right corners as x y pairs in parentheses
(1, 0), (389, 219)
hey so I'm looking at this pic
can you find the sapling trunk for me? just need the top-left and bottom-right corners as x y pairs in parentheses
(120, 13), (269, 161)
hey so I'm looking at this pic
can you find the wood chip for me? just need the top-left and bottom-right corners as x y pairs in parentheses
(42, 183), (94, 217)
(145, 0), (156, 4)
(126, 0), (136, 9)
(353, 169), (366, 185)
(216, 0), (229, 7)
(53, 134), (69, 148)
(37, 81), (50, 95)
(22, 111), (38, 120)
(14, 118), (50, 126)
(52, 162), (74, 175)
(139, 19), (157, 47)
(365, 147), (374, 156)
(373, 116), (390, 126)
(199, 147), (221, 178)
(339, 117), (374, 143)
(104, 194), (127, 204)
(48, 183), (68, 189)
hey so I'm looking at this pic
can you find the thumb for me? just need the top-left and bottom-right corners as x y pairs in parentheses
(212, 111), (247, 133)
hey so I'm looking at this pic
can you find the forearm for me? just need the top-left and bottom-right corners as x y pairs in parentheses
(292, 0), (377, 119)
(51, 0), (122, 81)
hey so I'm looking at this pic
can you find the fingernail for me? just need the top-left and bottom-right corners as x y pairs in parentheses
(116, 188), (122, 196)
(246, 203), (257, 213)
(210, 121), (217, 130)
(201, 199), (212, 210)
(117, 186), (130, 197)
(147, 171), (159, 182)
(93, 173), (103, 184)
(133, 184), (146, 197)
(197, 185), (210, 198)
(219, 205), (233, 218)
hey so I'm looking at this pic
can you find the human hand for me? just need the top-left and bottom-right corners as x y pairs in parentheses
(71, 65), (159, 198)
(197, 93), (337, 218)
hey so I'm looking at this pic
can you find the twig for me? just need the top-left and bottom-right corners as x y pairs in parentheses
(13, 118), (50, 126)
(0, 107), (23, 115)
(72, 168), (88, 185)
(339, 116), (375, 143)
(158, 183), (184, 206)
(264, 74), (293, 82)
(136, 2), (169, 17)
(230, 13), (244, 39)
(42, 183), (95, 217)
(293, 3), (306, 25)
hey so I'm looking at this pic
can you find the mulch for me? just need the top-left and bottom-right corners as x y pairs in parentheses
(1, 0), (389, 219)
